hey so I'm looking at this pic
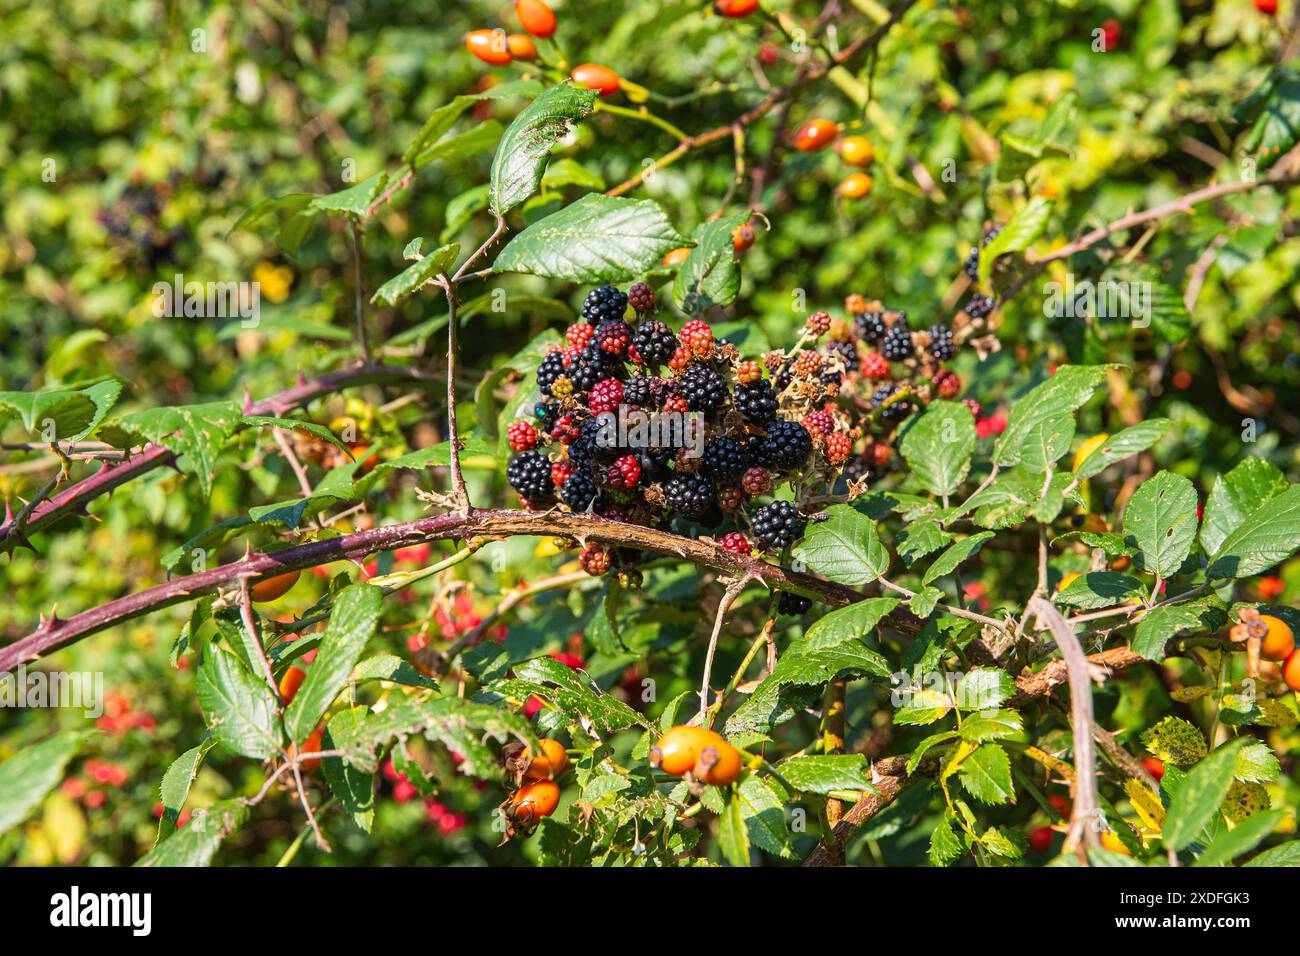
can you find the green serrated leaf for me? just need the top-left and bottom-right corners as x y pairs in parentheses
(489, 82), (598, 218)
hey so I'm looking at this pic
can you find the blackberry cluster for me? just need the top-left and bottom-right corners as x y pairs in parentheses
(582, 285), (629, 326)
(963, 294), (994, 320)
(928, 325), (955, 362)
(505, 285), (854, 574)
(752, 501), (806, 551)
(854, 311), (886, 344)
(872, 383), (914, 422)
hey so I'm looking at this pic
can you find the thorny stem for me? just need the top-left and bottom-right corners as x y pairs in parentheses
(697, 576), (752, 722)
(351, 221), (369, 363)
(437, 277), (471, 512)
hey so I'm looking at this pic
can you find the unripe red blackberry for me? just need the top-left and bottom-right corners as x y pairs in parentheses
(803, 311), (832, 337)
(751, 500), (806, 551)
(580, 543), (611, 575)
(792, 350), (823, 377)
(736, 360), (763, 385)
(680, 319), (714, 357)
(860, 351), (890, 380)
(933, 369), (961, 399)
(628, 281), (656, 314)
(863, 440), (891, 469)
(718, 530), (751, 555)
(631, 320), (678, 367)
(762, 351), (784, 373)
(595, 320), (631, 356)
(801, 409), (834, 438)
(825, 432), (852, 465)
(560, 346), (580, 367)
(550, 414), (580, 444)
(669, 345), (693, 371)
(551, 460), (573, 488)
(566, 323), (594, 349)
(741, 467), (770, 496)
(507, 420), (538, 451)
(607, 455), (641, 489)
(588, 378), (624, 414)
(662, 393), (689, 415)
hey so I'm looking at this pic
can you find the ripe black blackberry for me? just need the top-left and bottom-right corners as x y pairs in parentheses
(778, 593), (812, 616)
(507, 451), (553, 502)
(700, 436), (751, 480)
(881, 324), (914, 361)
(751, 500), (807, 550)
(928, 325), (955, 361)
(622, 375), (653, 408)
(871, 383), (914, 422)
(636, 447), (674, 482)
(582, 285), (628, 326)
(663, 474), (716, 518)
(561, 468), (597, 511)
(594, 320), (631, 355)
(821, 370), (843, 388)
(734, 379), (779, 424)
(963, 294), (993, 319)
(962, 226), (1002, 280)
(537, 351), (565, 392)
(826, 340), (857, 367)
(855, 311), (886, 344)
(628, 281), (656, 314)
(570, 344), (620, 392)
(631, 320), (678, 367)
(752, 420), (813, 472)
(677, 364), (728, 413)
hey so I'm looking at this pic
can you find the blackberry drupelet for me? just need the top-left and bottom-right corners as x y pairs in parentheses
(928, 325), (955, 361)
(582, 285), (628, 327)
(752, 420), (813, 472)
(881, 324), (914, 360)
(734, 379), (779, 424)
(561, 468), (598, 511)
(700, 436), (751, 480)
(751, 500), (807, 550)
(537, 351), (565, 393)
(855, 311), (886, 344)
(631, 320), (679, 367)
(778, 593), (812, 616)
(677, 364), (728, 412)
(663, 474), (716, 518)
(507, 451), (553, 502)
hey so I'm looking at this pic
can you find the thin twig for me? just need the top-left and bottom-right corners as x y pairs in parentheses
(696, 576), (752, 721)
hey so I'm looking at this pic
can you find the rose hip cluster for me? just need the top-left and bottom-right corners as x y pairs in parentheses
(504, 284), (862, 573)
